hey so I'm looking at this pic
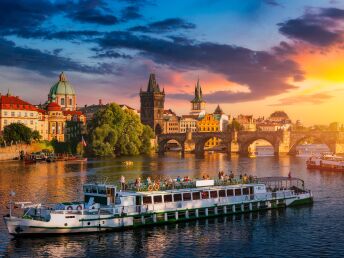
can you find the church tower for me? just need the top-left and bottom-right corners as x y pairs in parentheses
(140, 73), (165, 135)
(190, 79), (206, 117)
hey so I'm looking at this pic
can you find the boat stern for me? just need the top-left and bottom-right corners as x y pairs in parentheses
(3, 216), (25, 235)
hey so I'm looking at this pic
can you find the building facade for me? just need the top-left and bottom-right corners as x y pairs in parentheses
(0, 93), (40, 133)
(163, 109), (180, 134)
(140, 73), (165, 135)
(179, 115), (198, 133)
(236, 115), (257, 131)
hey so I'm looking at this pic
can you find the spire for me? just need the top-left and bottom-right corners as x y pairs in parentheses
(214, 104), (224, 114)
(59, 72), (67, 82)
(147, 73), (160, 92)
(191, 78), (204, 103)
(6, 88), (11, 96)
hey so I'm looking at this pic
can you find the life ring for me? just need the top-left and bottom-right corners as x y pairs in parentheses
(148, 185), (154, 191)
(67, 206), (73, 211)
(154, 184), (160, 191)
(77, 205), (82, 211)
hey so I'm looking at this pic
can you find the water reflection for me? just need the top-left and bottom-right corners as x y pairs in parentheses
(1, 153), (344, 257)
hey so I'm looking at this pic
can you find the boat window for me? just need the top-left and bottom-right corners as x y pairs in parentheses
(210, 191), (218, 198)
(65, 216), (75, 219)
(91, 186), (98, 193)
(219, 190), (226, 197)
(84, 186), (90, 193)
(249, 187), (254, 195)
(183, 193), (191, 201)
(243, 188), (249, 195)
(143, 196), (152, 204)
(201, 191), (209, 199)
(153, 195), (163, 203)
(235, 189), (242, 196)
(192, 192), (200, 200)
(98, 187), (106, 195)
(173, 194), (182, 202)
(227, 189), (234, 196)
(164, 195), (173, 203)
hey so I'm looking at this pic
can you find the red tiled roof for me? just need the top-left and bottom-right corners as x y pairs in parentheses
(63, 110), (83, 116)
(0, 95), (37, 111)
(47, 102), (62, 111)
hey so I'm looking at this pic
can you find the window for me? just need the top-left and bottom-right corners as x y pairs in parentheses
(201, 191), (209, 199)
(235, 189), (242, 196)
(219, 190), (226, 197)
(69, 99), (72, 105)
(192, 192), (200, 200)
(18, 112), (21, 117)
(4, 120), (7, 125)
(25, 112), (27, 117)
(227, 189), (234, 196)
(210, 191), (218, 198)
(173, 194), (182, 202)
(183, 193), (191, 201)
(30, 113), (33, 117)
(30, 120), (33, 125)
(243, 188), (249, 195)
(164, 195), (173, 203)
(143, 196), (152, 204)
(4, 111), (7, 116)
(61, 98), (65, 105)
(153, 195), (162, 203)
(11, 112), (15, 117)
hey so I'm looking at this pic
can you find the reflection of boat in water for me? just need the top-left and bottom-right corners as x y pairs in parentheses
(307, 154), (344, 172)
(4, 176), (313, 236)
(122, 160), (133, 166)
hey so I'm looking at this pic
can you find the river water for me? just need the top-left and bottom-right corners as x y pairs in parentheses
(0, 153), (343, 257)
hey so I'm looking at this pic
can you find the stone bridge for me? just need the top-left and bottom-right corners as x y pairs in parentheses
(157, 130), (344, 157)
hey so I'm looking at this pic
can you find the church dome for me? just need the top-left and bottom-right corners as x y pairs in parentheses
(48, 72), (75, 100)
(270, 111), (289, 118)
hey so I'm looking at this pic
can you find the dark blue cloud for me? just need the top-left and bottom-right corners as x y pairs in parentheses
(130, 18), (196, 33)
(0, 38), (114, 76)
(67, 9), (118, 25)
(90, 48), (132, 59)
(278, 7), (344, 46)
(121, 6), (142, 21)
(96, 31), (304, 103)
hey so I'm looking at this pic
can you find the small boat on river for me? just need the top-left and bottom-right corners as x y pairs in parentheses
(307, 154), (344, 172)
(3, 176), (313, 236)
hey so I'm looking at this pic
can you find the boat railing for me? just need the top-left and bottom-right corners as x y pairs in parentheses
(123, 177), (258, 192)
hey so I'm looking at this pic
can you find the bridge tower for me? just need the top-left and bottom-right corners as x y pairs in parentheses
(140, 73), (165, 135)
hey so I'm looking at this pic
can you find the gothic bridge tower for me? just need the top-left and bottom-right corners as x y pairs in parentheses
(140, 73), (165, 135)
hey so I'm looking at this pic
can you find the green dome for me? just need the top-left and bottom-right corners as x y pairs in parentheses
(49, 72), (76, 99)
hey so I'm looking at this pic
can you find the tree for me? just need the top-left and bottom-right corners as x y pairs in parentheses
(230, 119), (242, 131)
(140, 125), (154, 154)
(3, 123), (33, 144)
(32, 130), (42, 141)
(87, 103), (153, 157)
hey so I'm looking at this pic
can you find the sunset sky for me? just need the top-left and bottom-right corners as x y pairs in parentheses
(0, 0), (343, 125)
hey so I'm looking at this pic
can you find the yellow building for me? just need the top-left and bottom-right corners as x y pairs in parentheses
(197, 114), (220, 148)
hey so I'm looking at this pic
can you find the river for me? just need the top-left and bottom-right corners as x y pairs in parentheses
(0, 153), (343, 257)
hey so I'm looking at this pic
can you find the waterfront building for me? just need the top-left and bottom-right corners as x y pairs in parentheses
(257, 111), (291, 131)
(0, 92), (40, 133)
(190, 79), (206, 118)
(179, 115), (198, 133)
(236, 114), (256, 131)
(140, 73), (165, 134)
(213, 105), (229, 132)
(163, 109), (180, 134)
(48, 72), (77, 111)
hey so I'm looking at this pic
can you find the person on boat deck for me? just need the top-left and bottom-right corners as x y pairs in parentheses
(239, 174), (243, 180)
(243, 173), (248, 183)
(176, 176), (181, 182)
(120, 175), (125, 190)
(146, 176), (152, 185)
(202, 175), (206, 180)
(229, 171), (234, 179)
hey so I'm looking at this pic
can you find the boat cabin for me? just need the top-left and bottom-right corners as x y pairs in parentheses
(83, 183), (116, 206)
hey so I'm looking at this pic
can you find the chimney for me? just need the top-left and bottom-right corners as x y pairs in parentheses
(99, 99), (103, 105)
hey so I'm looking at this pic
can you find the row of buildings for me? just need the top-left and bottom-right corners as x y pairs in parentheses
(0, 72), (85, 142)
(139, 73), (292, 148)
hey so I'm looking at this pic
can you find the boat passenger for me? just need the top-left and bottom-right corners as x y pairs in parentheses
(120, 175), (125, 190)
(176, 176), (181, 182)
(146, 176), (152, 185)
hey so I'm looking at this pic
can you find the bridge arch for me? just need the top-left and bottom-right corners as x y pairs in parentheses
(239, 137), (278, 155)
(288, 135), (332, 155)
(193, 132), (231, 158)
(157, 134), (187, 155)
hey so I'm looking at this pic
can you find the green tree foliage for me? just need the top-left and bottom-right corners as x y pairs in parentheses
(31, 130), (42, 141)
(140, 125), (154, 154)
(230, 119), (242, 131)
(88, 103), (153, 157)
(3, 123), (33, 144)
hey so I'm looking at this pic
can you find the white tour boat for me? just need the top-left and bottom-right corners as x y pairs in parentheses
(307, 154), (344, 172)
(4, 177), (313, 236)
